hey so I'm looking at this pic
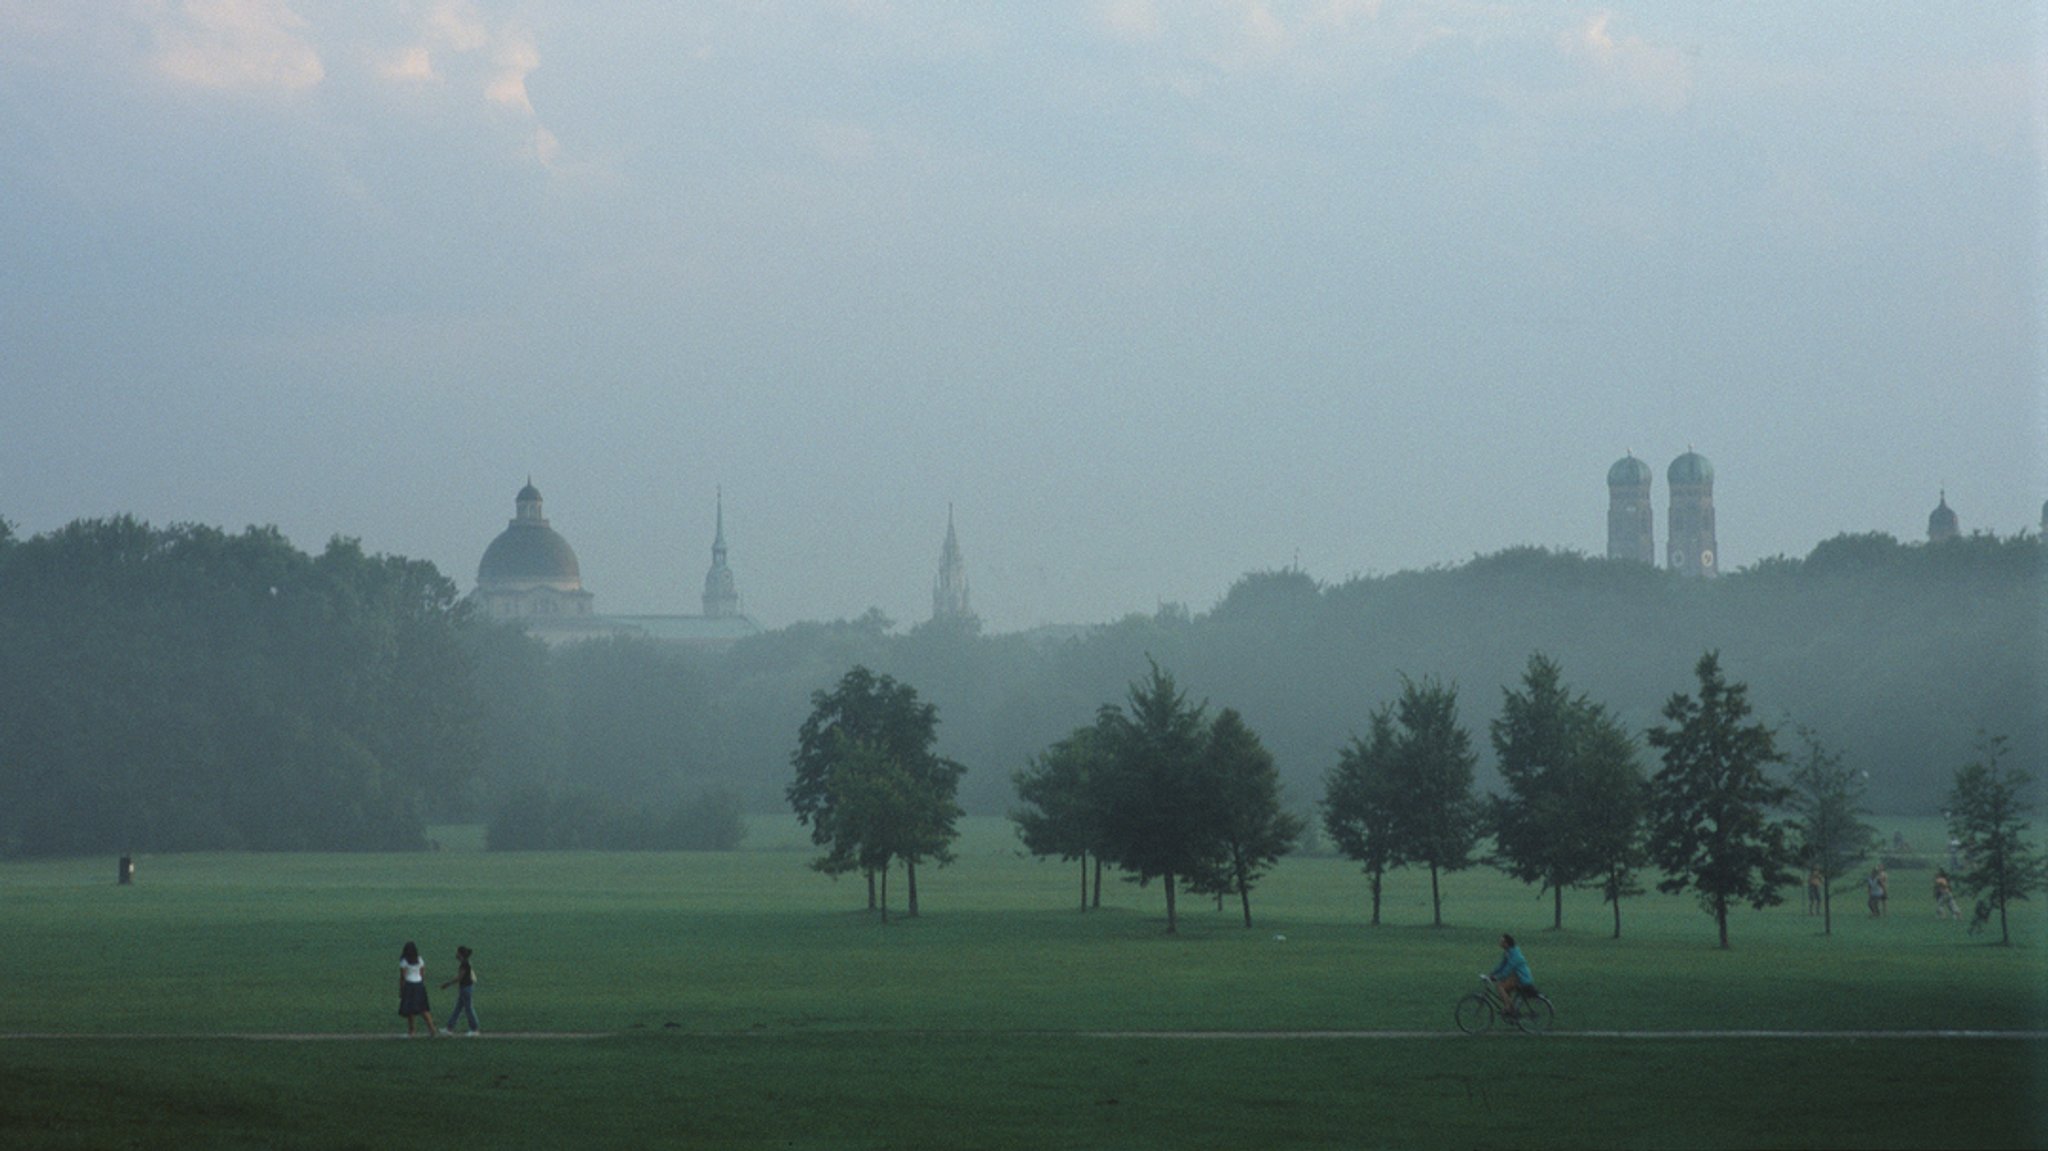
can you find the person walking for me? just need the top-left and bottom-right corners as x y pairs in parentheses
(440, 945), (480, 1036)
(1933, 871), (1961, 921)
(398, 941), (438, 1037)
(1875, 865), (1889, 917)
(1865, 869), (1883, 918)
(1806, 868), (1823, 915)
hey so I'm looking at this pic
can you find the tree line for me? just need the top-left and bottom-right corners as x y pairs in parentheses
(802, 654), (2041, 947)
(0, 517), (477, 855)
(4, 510), (2039, 864)
(0, 516), (742, 857)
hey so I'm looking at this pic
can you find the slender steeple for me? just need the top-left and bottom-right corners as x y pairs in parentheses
(702, 487), (741, 618)
(932, 504), (973, 623)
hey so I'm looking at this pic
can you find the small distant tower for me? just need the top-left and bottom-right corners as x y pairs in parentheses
(1667, 449), (1718, 578)
(1927, 491), (1960, 544)
(932, 505), (973, 623)
(701, 488), (741, 618)
(1606, 452), (1655, 564)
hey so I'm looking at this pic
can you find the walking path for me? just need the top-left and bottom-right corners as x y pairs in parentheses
(3, 1029), (2045, 1041)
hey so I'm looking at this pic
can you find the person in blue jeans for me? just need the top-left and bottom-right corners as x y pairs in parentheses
(1488, 933), (1534, 1018)
(439, 945), (480, 1035)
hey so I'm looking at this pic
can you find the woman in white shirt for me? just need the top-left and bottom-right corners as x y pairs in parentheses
(398, 940), (438, 1037)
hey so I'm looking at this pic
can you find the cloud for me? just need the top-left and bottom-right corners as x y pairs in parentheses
(1556, 9), (1691, 114)
(484, 35), (539, 114)
(381, 44), (434, 83)
(380, 1), (553, 164)
(1095, 0), (1164, 43)
(150, 0), (324, 93)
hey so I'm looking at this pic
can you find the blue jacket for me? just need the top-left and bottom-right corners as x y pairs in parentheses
(1490, 945), (1533, 985)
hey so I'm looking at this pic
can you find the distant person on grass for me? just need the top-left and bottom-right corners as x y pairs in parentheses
(1806, 868), (1823, 915)
(440, 946), (480, 1036)
(1866, 869), (1884, 918)
(1876, 865), (1889, 916)
(1487, 933), (1535, 1019)
(1933, 872), (1960, 921)
(399, 941), (438, 1038)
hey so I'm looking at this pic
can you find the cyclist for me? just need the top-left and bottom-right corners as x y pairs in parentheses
(1487, 933), (1534, 1018)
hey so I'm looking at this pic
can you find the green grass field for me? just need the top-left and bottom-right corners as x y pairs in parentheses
(2, 816), (2042, 1149)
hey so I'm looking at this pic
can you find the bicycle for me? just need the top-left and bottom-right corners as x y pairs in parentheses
(1454, 975), (1555, 1035)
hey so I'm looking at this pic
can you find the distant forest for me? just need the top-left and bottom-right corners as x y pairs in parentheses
(0, 513), (2038, 856)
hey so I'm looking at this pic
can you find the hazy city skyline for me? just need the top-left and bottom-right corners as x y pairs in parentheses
(4, 2), (2039, 631)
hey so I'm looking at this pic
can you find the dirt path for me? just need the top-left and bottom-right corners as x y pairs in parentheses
(3, 1029), (2044, 1041)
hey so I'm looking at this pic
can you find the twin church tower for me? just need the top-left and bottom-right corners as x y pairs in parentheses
(1606, 450), (1719, 577)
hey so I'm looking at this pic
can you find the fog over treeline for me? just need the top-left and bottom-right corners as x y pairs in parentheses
(0, 512), (2037, 856)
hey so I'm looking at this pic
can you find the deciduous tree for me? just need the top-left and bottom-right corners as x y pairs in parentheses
(1011, 721), (1112, 910)
(1322, 708), (1403, 925)
(1646, 652), (1795, 949)
(1785, 728), (1878, 936)
(1389, 676), (1482, 927)
(788, 666), (965, 917)
(1093, 661), (1223, 934)
(1188, 708), (1303, 927)
(1947, 734), (2045, 945)
(1490, 654), (1647, 933)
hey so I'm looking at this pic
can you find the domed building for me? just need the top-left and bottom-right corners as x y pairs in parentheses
(474, 481), (596, 621)
(1927, 492), (1960, 543)
(1667, 450), (1717, 578)
(1606, 452), (1655, 564)
(471, 480), (761, 648)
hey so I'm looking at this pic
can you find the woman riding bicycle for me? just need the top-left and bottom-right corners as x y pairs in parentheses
(1487, 933), (1534, 1018)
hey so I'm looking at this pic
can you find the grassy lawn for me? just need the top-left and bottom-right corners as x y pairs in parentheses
(1, 816), (2041, 1148)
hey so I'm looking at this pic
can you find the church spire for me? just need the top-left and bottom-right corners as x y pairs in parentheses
(932, 504), (973, 623)
(702, 487), (741, 618)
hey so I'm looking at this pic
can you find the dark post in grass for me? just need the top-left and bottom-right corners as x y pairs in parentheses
(118, 855), (134, 885)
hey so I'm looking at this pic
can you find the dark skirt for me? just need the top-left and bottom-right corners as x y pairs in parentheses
(399, 981), (431, 1017)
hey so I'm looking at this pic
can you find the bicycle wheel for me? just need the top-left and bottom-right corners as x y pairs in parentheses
(1454, 993), (1495, 1034)
(1512, 995), (1555, 1035)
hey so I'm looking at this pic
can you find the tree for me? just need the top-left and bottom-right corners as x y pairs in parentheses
(1322, 708), (1403, 926)
(1576, 714), (1650, 940)
(0, 517), (480, 856)
(1188, 709), (1303, 927)
(788, 666), (965, 917)
(1490, 654), (1647, 933)
(1012, 721), (1112, 910)
(817, 740), (930, 924)
(1646, 652), (1796, 949)
(1389, 676), (1482, 927)
(1785, 728), (1878, 936)
(1093, 660), (1224, 934)
(1947, 734), (2045, 945)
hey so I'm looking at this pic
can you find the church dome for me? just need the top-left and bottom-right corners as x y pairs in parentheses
(1668, 451), (1714, 486)
(1608, 454), (1653, 487)
(1928, 494), (1959, 542)
(478, 483), (583, 590)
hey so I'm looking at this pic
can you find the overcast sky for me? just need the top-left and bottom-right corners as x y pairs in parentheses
(2, 1), (2040, 631)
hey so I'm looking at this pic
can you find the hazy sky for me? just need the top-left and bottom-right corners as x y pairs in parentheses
(3, 2), (2040, 631)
